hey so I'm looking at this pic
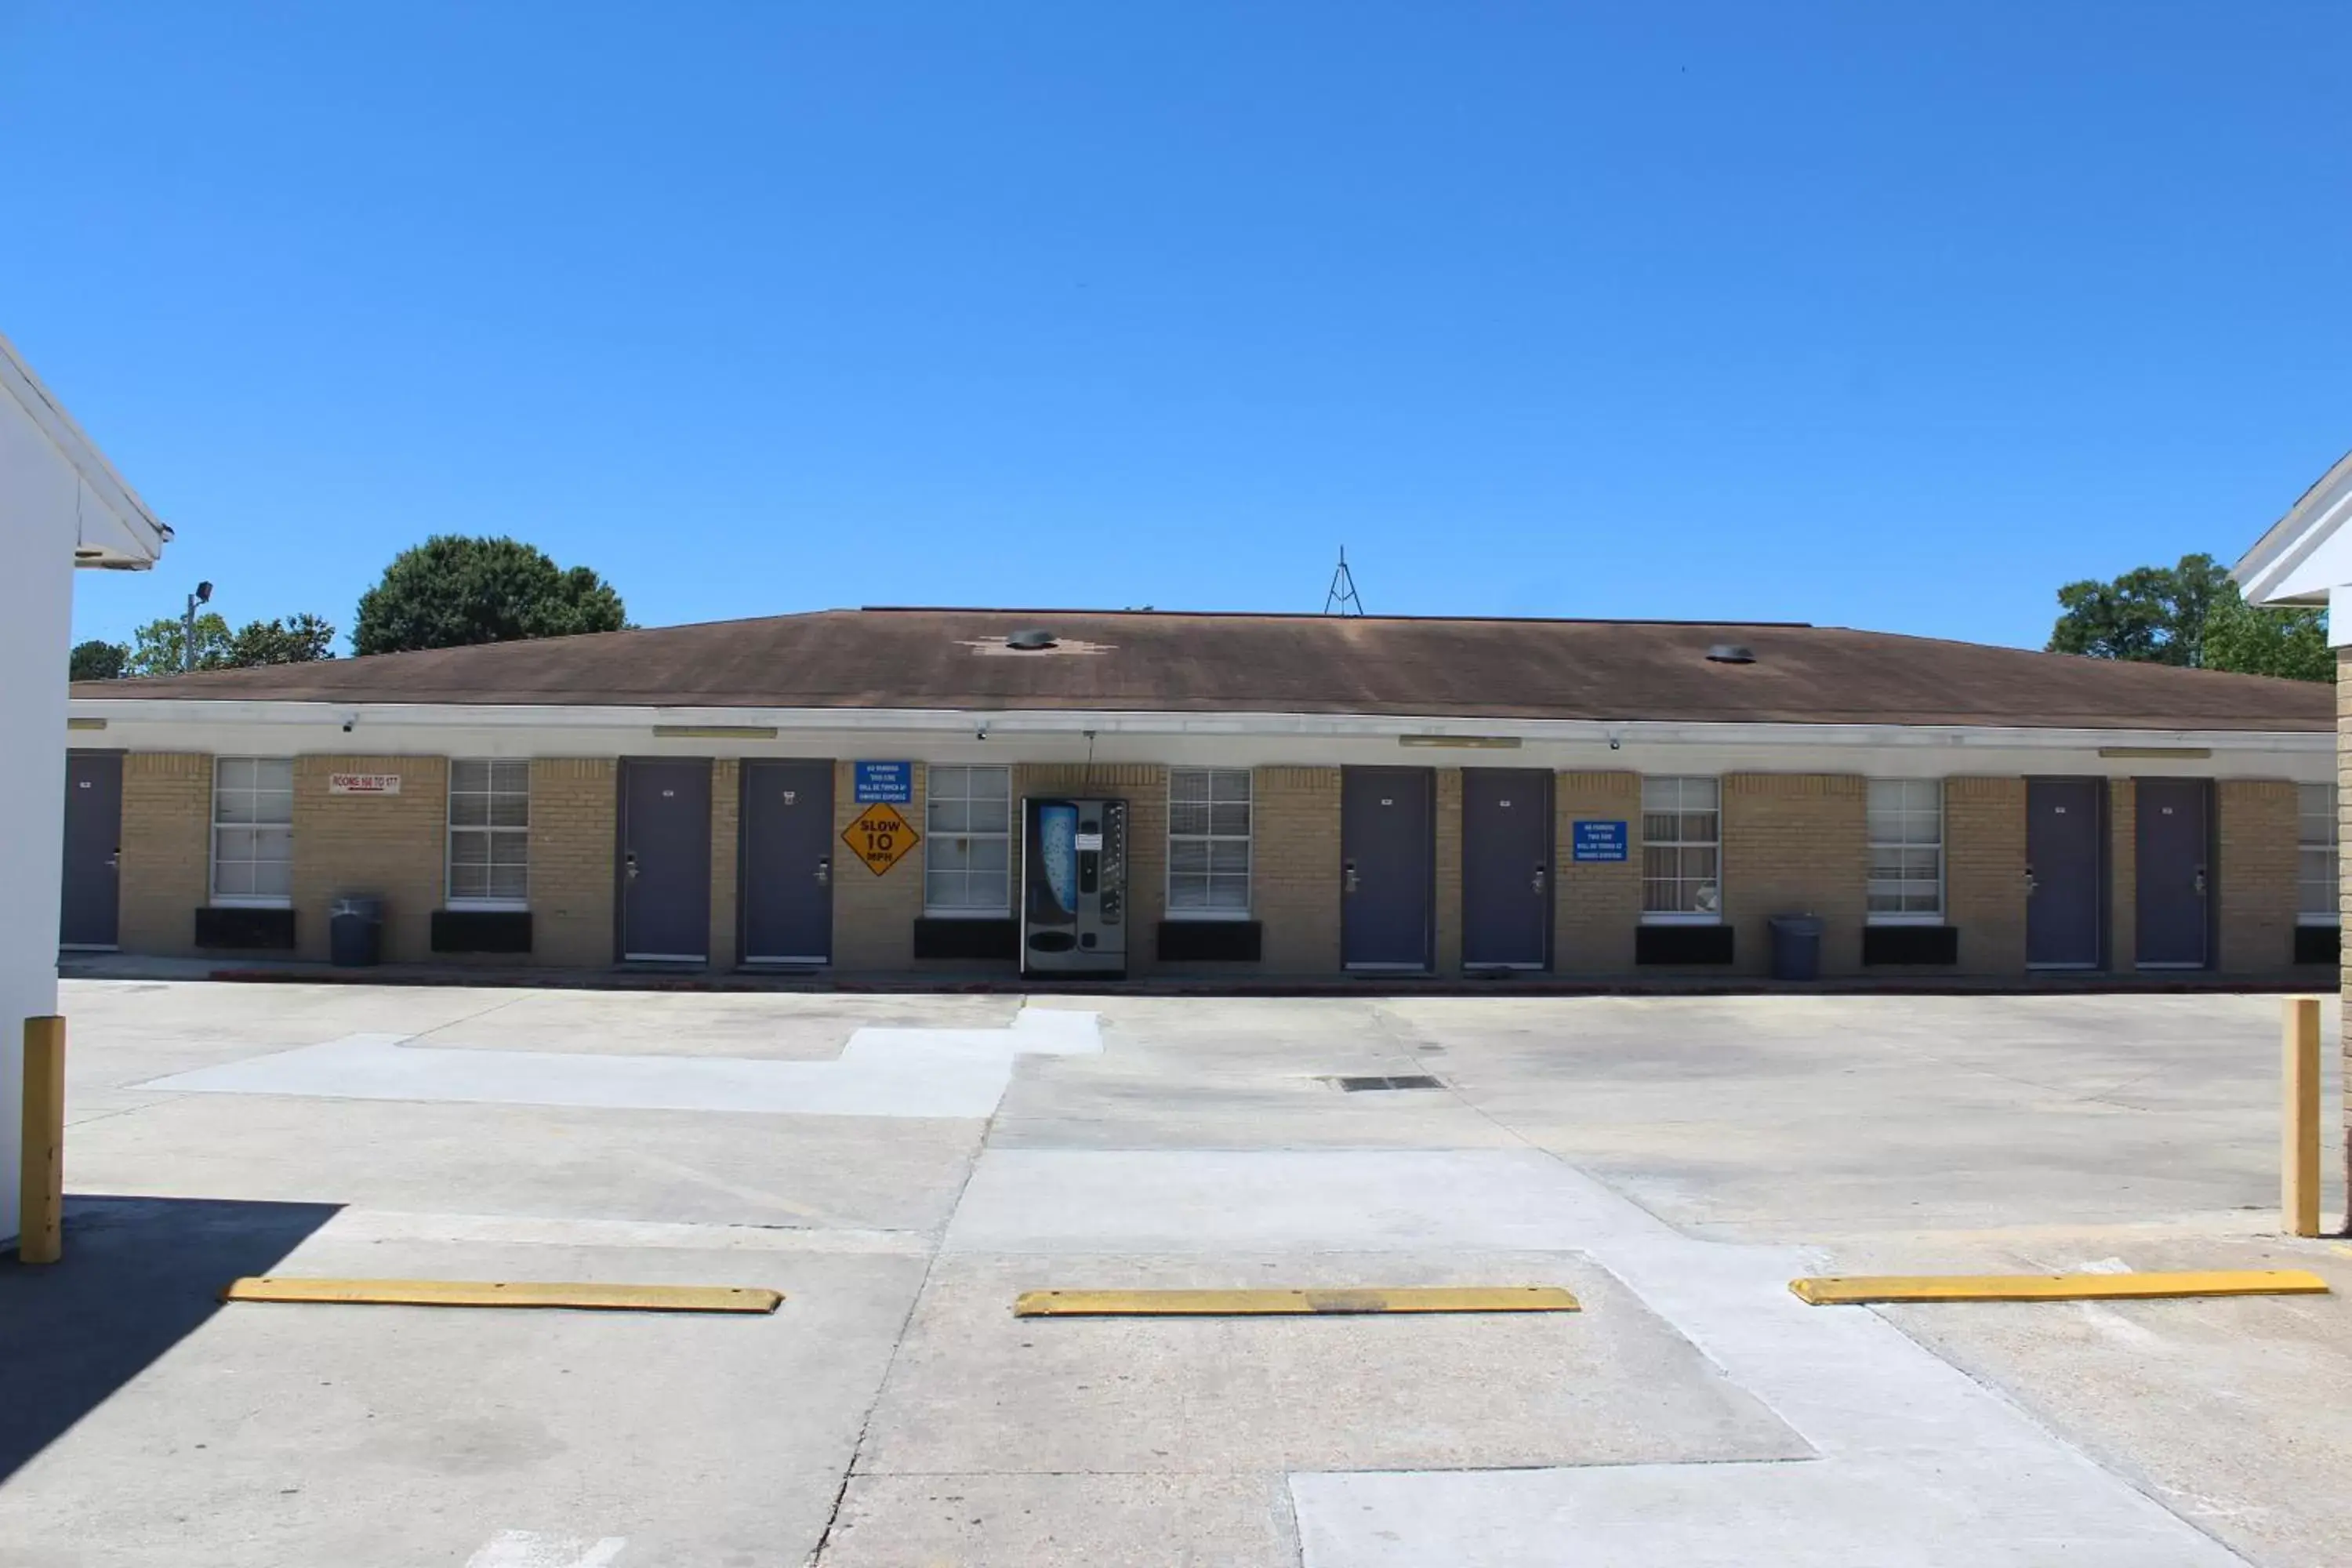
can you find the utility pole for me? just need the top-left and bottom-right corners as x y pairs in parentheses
(183, 580), (213, 673)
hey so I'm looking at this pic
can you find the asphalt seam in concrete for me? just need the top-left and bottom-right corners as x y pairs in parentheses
(401, 985), (555, 1046)
(801, 1001), (1044, 1566)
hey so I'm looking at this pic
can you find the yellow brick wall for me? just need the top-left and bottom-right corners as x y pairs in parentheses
(289, 755), (448, 963)
(104, 747), (2315, 990)
(832, 760), (924, 969)
(2217, 779), (2298, 975)
(1118, 767), (1171, 970)
(1433, 768), (1463, 975)
(710, 758), (740, 970)
(1555, 770), (1641, 975)
(528, 758), (616, 967)
(1256, 765), (1342, 973)
(1945, 777), (2027, 975)
(2109, 779), (2136, 970)
(1722, 773), (1867, 976)
(118, 753), (211, 957)
(2341, 659), (2351, 1181)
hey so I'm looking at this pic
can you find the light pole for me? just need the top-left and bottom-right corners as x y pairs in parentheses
(183, 580), (213, 673)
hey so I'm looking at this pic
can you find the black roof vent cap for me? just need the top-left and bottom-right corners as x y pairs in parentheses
(1704, 643), (1757, 665)
(1005, 628), (1060, 651)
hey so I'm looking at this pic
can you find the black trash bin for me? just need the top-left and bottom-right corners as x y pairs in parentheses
(329, 896), (386, 967)
(1768, 914), (1824, 982)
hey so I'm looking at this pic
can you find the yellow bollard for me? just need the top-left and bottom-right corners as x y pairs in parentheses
(2283, 996), (2321, 1239)
(18, 1015), (64, 1265)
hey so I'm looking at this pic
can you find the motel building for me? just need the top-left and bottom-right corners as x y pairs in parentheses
(57, 608), (2339, 986)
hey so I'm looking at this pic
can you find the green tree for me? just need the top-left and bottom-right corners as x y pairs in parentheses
(127, 612), (234, 676)
(227, 612), (338, 666)
(124, 611), (337, 675)
(352, 535), (627, 655)
(2047, 553), (2233, 666)
(69, 640), (129, 681)
(2201, 582), (2335, 682)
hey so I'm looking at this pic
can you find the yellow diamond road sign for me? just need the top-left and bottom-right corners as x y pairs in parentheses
(843, 802), (920, 876)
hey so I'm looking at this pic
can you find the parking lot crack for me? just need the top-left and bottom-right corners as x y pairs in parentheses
(804, 1046), (1015, 1566)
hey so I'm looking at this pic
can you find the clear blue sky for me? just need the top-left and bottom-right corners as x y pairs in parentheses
(7, 2), (2348, 653)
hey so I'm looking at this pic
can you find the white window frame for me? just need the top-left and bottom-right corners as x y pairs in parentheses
(447, 759), (532, 910)
(2298, 782), (2338, 927)
(1866, 779), (1945, 924)
(1167, 768), (1253, 918)
(210, 757), (294, 908)
(1640, 775), (1722, 924)
(924, 764), (1013, 916)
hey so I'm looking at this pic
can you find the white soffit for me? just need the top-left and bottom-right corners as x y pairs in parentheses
(62, 697), (2332, 756)
(2233, 448), (2352, 608)
(0, 331), (169, 569)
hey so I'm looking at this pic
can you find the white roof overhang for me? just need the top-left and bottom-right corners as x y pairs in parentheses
(0, 332), (169, 569)
(2232, 448), (2352, 610)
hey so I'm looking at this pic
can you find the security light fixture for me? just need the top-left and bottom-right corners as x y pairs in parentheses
(183, 581), (218, 672)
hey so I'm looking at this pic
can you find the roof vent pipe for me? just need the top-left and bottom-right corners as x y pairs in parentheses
(1704, 644), (1757, 664)
(1005, 629), (1059, 651)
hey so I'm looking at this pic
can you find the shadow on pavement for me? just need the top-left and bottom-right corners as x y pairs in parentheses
(0, 1193), (340, 1482)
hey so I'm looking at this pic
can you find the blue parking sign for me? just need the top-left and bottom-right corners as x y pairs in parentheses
(855, 761), (912, 804)
(1572, 820), (1628, 862)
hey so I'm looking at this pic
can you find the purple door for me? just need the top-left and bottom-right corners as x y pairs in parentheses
(1341, 768), (1433, 970)
(2135, 778), (2210, 968)
(2027, 779), (2103, 968)
(60, 750), (122, 949)
(619, 759), (712, 961)
(1462, 768), (1552, 969)
(740, 760), (835, 964)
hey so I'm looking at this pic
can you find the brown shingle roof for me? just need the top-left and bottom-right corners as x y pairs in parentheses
(71, 608), (2336, 731)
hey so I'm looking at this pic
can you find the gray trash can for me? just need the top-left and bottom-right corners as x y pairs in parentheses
(1768, 914), (1824, 982)
(329, 895), (386, 967)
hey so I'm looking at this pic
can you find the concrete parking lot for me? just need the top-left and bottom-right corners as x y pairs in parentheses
(2, 983), (2347, 1566)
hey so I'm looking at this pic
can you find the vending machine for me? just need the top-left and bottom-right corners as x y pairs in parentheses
(1021, 796), (1127, 977)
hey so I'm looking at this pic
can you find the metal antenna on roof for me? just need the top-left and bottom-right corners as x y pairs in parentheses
(1323, 547), (1364, 615)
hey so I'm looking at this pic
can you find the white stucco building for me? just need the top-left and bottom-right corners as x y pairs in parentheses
(0, 334), (169, 1241)
(2234, 448), (2352, 1218)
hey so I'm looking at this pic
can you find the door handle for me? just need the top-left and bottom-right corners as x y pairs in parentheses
(107, 848), (120, 870)
(2194, 867), (2208, 897)
(1343, 861), (1359, 895)
(625, 852), (640, 883)
(2024, 864), (2037, 898)
(1531, 862), (1547, 895)
(815, 858), (831, 886)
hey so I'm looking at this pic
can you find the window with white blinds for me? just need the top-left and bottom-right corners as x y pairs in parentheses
(448, 760), (531, 906)
(212, 757), (295, 906)
(1867, 779), (1944, 922)
(925, 764), (1012, 914)
(1641, 775), (1721, 920)
(1168, 768), (1252, 915)
(2299, 782), (2338, 926)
